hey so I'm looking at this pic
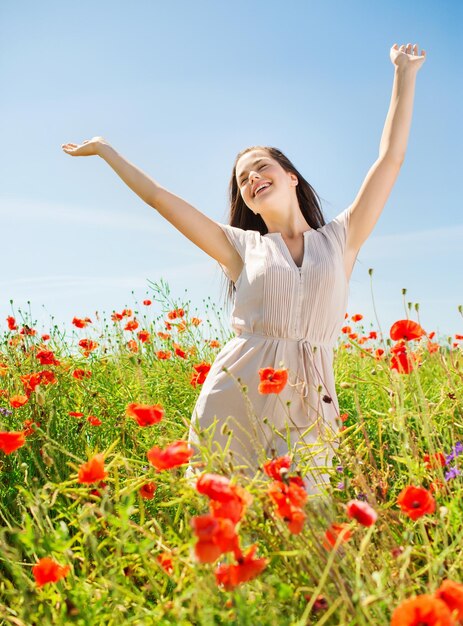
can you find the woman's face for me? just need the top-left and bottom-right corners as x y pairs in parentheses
(235, 149), (298, 214)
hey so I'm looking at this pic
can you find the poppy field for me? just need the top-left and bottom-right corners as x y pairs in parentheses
(0, 280), (462, 625)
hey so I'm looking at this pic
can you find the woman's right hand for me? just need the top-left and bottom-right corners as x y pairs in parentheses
(61, 136), (110, 157)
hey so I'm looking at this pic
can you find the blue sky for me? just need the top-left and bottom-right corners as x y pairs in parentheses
(1, 0), (461, 341)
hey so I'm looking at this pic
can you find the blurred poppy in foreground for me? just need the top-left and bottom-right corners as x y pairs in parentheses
(391, 594), (454, 626)
(345, 499), (378, 527)
(214, 544), (268, 590)
(0, 431), (26, 454)
(32, 557), (70, 588)
(77, 453), (108, 484)
(147, 440), (194, 471)
(126, 402), (164, 427)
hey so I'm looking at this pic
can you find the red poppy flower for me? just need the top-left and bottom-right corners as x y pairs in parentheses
(32, 557), (70, 587)
(0, 431), (26, 454)
(391, 594), (454, 626)
(156, 350), (172, 360)
(127, 340), (138, 353)
(6, 316), (18, 330)
(77, 453), (108, 484)
(196, 473), (235, 502)
(143, 299), (152, 306)
(157, 331), (170, 340)
(139, 482), (157, 500)
(126, 402), (164, 427)
(156, 551), (173, 573)
(72, 369), (92, 380)
(435, 579), (463, 620)
(147, 440), (194, 471)
(214, 544), (268, 590)
(190, 362), (211, 387)
(191, 514), (241, 563)
(258, 367), (288, 394)
(36, 350), (60, 366)
(345, 500), (378, 527)
(390, 319), (425, 342)
(209, 339), (220, 348)
(390, 341), (419, 374)
(323, 523), (352, 550)
(397, 485), (436, 520)
(351, 314), (363, 322)
(124, 319), (139, 331)
(87, 415), (102, 426)
(41, 334), (50, 341)
(69, 411), (84, 418)
(20, 325), (36, 336)
(209, 484), (252, 525)
(9, 394), (29, 408)
(137, 330), (151, 343)
(121, 309), (132, 318)
(173, 344), (186, 358)
(78, 339), (98, 356)
(423, 452), (446, 470)
(72, 316), (92, 328)
(111, 312), (123, 322)
(262, 455), (292, 481)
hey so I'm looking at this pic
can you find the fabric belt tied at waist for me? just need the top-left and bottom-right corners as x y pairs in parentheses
(235, 331), (334, 399)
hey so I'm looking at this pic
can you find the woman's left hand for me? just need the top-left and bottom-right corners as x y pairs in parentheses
(390, 43), (426, 72)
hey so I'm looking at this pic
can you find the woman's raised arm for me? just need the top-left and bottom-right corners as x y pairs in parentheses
(61, 137), (243, 281)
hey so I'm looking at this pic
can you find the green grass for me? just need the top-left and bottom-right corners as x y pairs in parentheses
(0, 282), (462, 625)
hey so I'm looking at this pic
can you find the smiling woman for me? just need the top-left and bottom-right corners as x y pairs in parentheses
(61, 42), (424, 493)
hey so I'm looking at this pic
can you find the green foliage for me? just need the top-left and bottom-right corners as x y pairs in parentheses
(0, 290), (462, 625)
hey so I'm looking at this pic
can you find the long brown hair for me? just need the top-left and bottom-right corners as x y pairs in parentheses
(220, 146), (327, 309)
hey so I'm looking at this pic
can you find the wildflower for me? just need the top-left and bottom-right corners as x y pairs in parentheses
(389, 319), (426, 341)
(156, 350), (172, 360)
(139, 482), (157, 500)
(147, 440), (194, 471)
(444, 467), (460, 481)
(351, 313), (363, 322)
(124, 319), (139, 331)
(262, 455), (292, 481)
(87, 415), (102, 426)
(196, 473), (236, 501)
(258, 367), (288, 394)
(191, 514), (241, 563)
(323, 523), (352, 550)
(390, 341), (419, 374)
(126, 402), (164, 426)
(121, 309), (132, 318)
(423, 452), (447, 470)
(445, 442), (463, 464)
(345, 499), (378, 526)
(111, 312), (123, 322)
(173, 344), (187, 358)
(69, 411), (84, 418)
(0, 431), (26, 454)
(77, 453), (108, 484)
(72, 316), (92, 328)
(41, 334), (50, 341)
(9, 394), (29, 408)
(143, 299), (152, 306)
(78, 339), (98, 356)
(156, 552), (173, 574)
(391, 594), (454, 626)
(435, 579), (463, 621)
(127, 340), (138, 353)
(6, 316), (18, 330)
(72, 369), (92, 380)
(214, 544), (268, 590)
(396, 485), (436, 520)
(137, 330), (151, 343)
(190, 362), (211, 387)
(36, 350), (60, 366)
(32, 557), (70, 588)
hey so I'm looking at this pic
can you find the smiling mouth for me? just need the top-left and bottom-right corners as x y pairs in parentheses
(254, 183), (272, 197)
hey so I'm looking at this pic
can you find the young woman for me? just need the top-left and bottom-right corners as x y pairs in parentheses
(62, 43), (426, 494)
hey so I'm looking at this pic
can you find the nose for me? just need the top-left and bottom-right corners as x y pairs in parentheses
(248, 170), (260, 185)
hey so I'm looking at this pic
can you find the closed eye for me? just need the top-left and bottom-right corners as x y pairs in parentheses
(239, 164), (268, 186)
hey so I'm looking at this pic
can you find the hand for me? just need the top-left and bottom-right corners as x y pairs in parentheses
(61, 136), (110, 157)
(390, 43), (426, 72)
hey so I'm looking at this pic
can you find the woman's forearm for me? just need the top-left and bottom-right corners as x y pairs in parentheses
(379, 65), (418, 162)
(97, 143), (162, 206)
